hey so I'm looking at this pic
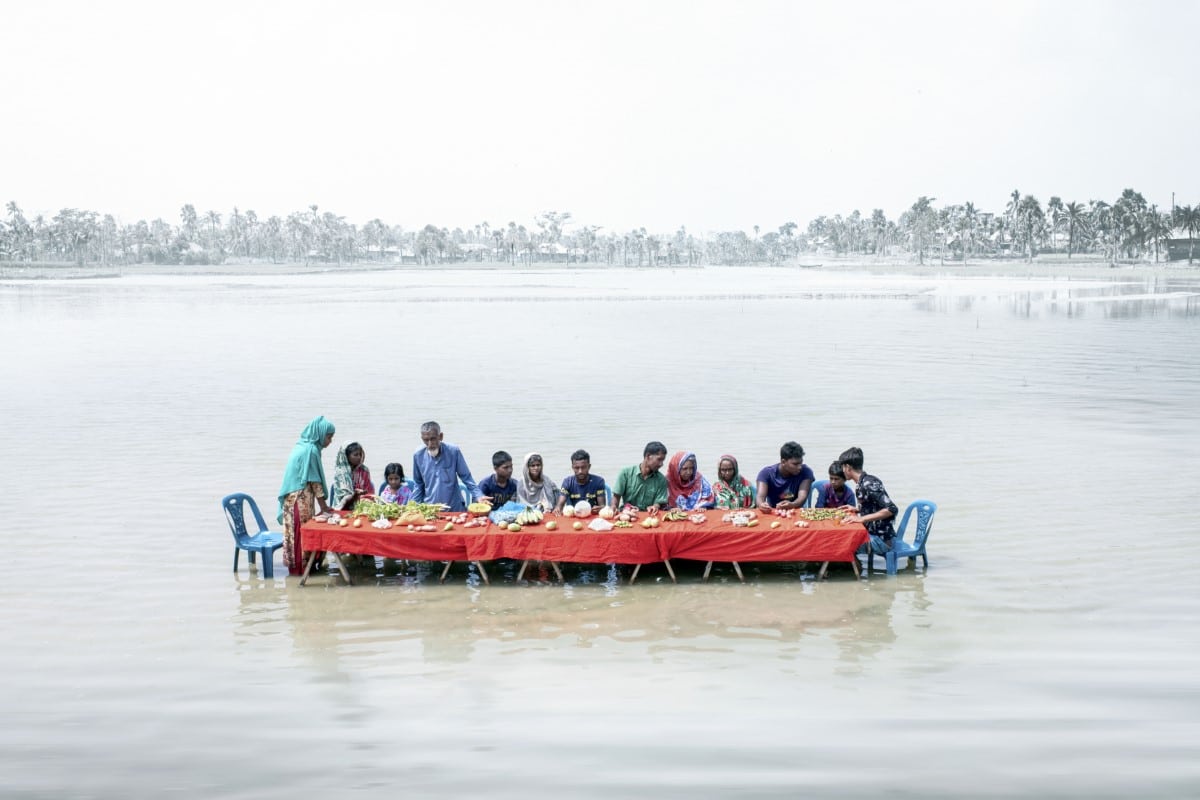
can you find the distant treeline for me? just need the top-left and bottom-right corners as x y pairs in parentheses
(3, 190), (1198, 268)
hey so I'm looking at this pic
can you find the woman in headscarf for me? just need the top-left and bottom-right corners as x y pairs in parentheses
(329, 441), (373, 511)
(712, 454), (755, 510)
(515, 452), (558, 511)
(665, 451), (715, 510)
(277, 415), (336, 575)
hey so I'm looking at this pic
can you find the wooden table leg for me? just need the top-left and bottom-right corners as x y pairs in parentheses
(732, 562), (744, 583)
(551, 562), (564, 582)
(629, 564), (642, 585)
(702, 561), (713, 582)
(850, 558), (861, 579)
(331, 552), (352, 585)
(439, 561), (453, 584)
(817, 561), (829, 580)
(473, 561), (490, 585)
(663, 559), (677, 584)
(516, 560), (529, 581)
(298, 550), (317, 586)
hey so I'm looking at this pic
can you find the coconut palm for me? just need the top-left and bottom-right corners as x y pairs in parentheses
(1062, 201), (1088, 258)
(1173, 204), (1200, 264)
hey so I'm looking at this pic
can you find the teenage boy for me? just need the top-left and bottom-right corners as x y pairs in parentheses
(611, 441), (668, 513)
(411, 420), (483, 511)
(755, 441), (815, 512)
(478, 450), (519, 508)
(555, 449), (608, 513)
(837, 446), (898, 556)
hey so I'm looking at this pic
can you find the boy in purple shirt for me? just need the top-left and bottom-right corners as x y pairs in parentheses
(815, 461), (857, 508)
(755, 441), (815, 512)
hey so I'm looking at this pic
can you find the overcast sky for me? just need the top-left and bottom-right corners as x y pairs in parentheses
(2, 0), (1197, 234)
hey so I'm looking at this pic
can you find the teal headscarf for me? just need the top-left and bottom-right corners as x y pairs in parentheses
(277, 416), (335, 522)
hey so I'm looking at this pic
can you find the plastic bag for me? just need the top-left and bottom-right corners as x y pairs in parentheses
(488, 500), (526, 526)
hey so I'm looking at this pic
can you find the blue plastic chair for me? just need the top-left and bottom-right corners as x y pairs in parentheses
(222, 493), (285, 579)
(604, 481), (614, 505)
(864, 499), (938, 575)
(808, 479), (828, 508)
(378, 478), (417, 496)
(458, 479), (472, 509)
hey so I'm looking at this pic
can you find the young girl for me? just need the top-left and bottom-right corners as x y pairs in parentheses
(379, 462), (413, 504)
(330, 442), (373, 510)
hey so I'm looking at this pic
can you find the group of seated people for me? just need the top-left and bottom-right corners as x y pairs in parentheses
(335, 422), (898, 548)
(278, 417), (901, 576)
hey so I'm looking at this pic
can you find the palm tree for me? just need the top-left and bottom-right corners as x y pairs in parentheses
(1062, 201), (1088, 258)
(1173, 204), (1200, 264)
(959, 202), (978, 262)
(901, 196), (937, 265)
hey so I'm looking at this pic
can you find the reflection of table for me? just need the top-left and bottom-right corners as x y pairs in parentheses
(298, 514), (868, 585)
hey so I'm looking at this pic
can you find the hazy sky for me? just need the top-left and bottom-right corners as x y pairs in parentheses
(3, 0), (1197, 234)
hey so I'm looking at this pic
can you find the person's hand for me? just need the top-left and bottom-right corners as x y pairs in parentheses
(480, 495), (493, 504)
(756, 502), (773, 514)
(648, 504), (661, 515)
(845, 514), (864, 525)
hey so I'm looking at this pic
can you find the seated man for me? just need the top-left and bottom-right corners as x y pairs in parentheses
(410, 420), (483, 512)
(838, 446), (897, 557)
(611, 441), (668, 514)
(755, 441), (815, 512)
(555, 448), (607, 513)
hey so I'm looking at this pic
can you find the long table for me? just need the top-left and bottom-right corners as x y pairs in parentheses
(299, 513), (869, 585)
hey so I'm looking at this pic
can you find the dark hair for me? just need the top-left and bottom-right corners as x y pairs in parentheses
(345, 442), (364, 458)
(492, 450), (512, 468)
(570, 449), (590, 463)
(838, 446), (864, 471)
(828, 461), (843, 477)
(643, 441), (667, 458)
(384, 462), (405, 480)
(780, 441), (804, 461)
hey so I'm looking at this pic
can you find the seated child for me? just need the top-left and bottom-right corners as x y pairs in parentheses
(815, 461), (857, 508)
(478, 450), (519, 508)
(379, 462), (413, 505)
(330, 441), (373, 510)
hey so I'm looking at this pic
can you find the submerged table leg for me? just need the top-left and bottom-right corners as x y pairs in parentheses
(702, 561), (713, 582)
(663, 559), (677, 584)
(516, 560), (529, 581)
(732, 562), (744, 583)
(299, 551), (318, 586)
(439, 561), (453, 584)
(629, 564), (642, 585)
(817, 561), (829, 580)
(850, 558), (861, 579)
(330, 552), (352, 585)
(551, 562), (564, 582)
(473, 562), (490, 585)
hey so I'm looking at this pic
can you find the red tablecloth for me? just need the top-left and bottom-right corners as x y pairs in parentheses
(301, 514), (868, 565)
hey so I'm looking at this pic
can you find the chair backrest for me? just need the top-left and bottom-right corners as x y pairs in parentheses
(896, 499), (938, 549)
(378, 478), (417, 496)
(222, 493), (269, 543)
(809, 480), (829, 507)
(458, 480), (471, 508)
(604, 482), (613, 505)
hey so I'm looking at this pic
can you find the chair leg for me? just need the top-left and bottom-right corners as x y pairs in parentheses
(732, 562), (744, 583)
(261, 547), (274, 579)
(248, 549), (256, 565)
(921, 554), (928, 569)
(885, 550), (897, 575)
(233, 548), (240, 573)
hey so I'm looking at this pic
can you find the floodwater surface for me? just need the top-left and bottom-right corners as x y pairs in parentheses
(1, 264), (1199, 798)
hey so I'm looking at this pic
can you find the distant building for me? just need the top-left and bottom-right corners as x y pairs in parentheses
(1166, 228), (1197, 261)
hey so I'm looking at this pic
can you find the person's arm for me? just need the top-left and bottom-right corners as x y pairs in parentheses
(647, 478), (667, 515)
(755, 480), (772, 512)
(794, 477), (813, 509)
(411, 455), (425, 503)
(554, 481), (567, 513)
(455, 450), (482, 501)
(315, 482), (332, 515)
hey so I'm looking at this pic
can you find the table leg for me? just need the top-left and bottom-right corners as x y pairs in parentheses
(473, 562), (490, 585)
(850, 558), (861, 579)
(817, 561), (829, 580)
(551, 562), (564, 582)
(516, 560), (529, 581)
(702, 561), (713, 582)
(299, 550), (317, 586)
(439, 561), (453, 584)
(732, 562), (744, 583)
(331, 552), (352, 585)
(629, 564), (642, 585)
(663, 559), (677, 584)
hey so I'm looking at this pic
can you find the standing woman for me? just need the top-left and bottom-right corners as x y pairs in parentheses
(665, 450), (715, 510)
(277, 415), (336, 575)
(712, 454), (755, 510)
(515, 452), (558, 511)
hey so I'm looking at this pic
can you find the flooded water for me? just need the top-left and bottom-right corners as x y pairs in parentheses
(2, 264), (1199, 798)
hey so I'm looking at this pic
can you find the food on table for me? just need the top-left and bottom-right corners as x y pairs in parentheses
(563, 505), (576, 518)
(573, 500), (592, 518)
(468, 501), (492, 515)
(545, 520), (558, 530)
(515, 506), (544, 525)
(598, 506), (615, 520)
(507, 523), (522, 532)
(663, 509), (689, 522)
(443, 522), (454, 531)
(796, 507), (848, 521)
(572, 521), (584, 531)
(688, 514), (707, 525)
(352, 518), (362, 528)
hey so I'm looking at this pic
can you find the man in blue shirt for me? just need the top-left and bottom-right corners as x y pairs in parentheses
(411, 421), (483, 511)
(554, 448), (608, 513)
(755, 441), (815, 511)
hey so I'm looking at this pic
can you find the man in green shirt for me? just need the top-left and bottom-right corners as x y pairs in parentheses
(611, 441), (669, 513)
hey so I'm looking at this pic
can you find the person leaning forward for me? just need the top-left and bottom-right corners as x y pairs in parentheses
(610, 441), (669, 514)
